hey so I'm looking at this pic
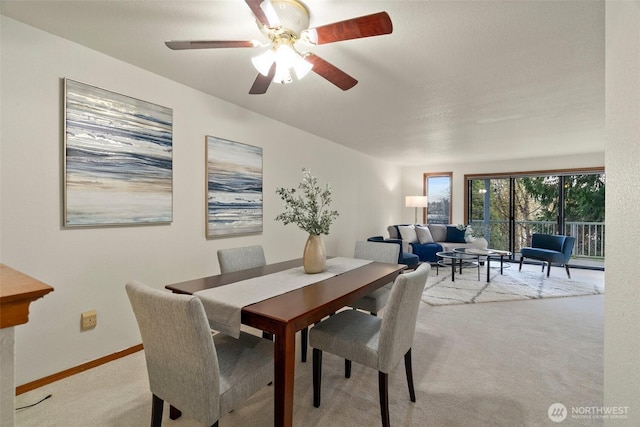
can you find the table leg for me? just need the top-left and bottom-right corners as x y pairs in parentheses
(500, 255), (504, 274)
(451, 258), (456, 281)
(274, 325), (296, 427)
(486, 256), (491, 282)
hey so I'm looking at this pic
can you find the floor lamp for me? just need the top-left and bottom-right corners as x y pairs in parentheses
(405, 196), (428, 224)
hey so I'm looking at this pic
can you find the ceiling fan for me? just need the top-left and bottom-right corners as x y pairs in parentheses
(165, 0), (393, 94)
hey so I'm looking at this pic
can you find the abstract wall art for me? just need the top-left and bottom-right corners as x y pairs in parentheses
(206, 136), (263, 238)
(63, 79), (173, 227)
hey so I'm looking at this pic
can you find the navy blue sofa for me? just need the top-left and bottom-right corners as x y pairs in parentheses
(519, 234), (575, 278)
(387, 224), (474, 263)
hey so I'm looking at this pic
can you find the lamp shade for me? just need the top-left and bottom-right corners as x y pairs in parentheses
(251, 49), (276, 76)
(252, 44), (312, 83)
(405, 196), (428, 208)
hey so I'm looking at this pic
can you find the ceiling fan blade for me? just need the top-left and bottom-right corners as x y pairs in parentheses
(305, 11), (392, 45)
(249, 62), (277, 94)
(306, 54), (358, 91)
(165, 40), (259, 50)
(245, 0), (280, 28)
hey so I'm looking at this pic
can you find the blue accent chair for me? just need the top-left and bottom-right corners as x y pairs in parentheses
(519, 234), (576, 278)
(367, 236), (419, 268)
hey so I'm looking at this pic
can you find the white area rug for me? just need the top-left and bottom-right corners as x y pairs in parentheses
(421, 264), (604, 306)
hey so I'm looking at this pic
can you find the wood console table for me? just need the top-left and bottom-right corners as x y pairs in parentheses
(1, 264), (54, 328)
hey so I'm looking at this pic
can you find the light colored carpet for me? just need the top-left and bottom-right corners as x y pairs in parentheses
(15, 266), (604, 427)
(422, 262), (604, 306)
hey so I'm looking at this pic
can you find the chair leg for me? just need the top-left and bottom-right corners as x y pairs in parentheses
(169, 405), (181, 420)
(519, 256), (524, 271)
(541, 262), (545, 272)
(378, 371), (391, 427)
(404, 349), (416, 402)
(151, 394), (163, 427)
(565, 264), (571, 279)
(301, 327), (308, 362)
(345, 359), (352, 378)
(313, 348), (322, 408)
(546, 262), (551, 277)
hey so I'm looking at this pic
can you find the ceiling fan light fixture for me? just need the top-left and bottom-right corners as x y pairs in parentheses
(166, 1), (393, 94)
(266, 44), (311, 83)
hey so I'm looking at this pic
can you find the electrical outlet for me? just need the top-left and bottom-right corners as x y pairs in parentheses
(81, 310), (97, 330)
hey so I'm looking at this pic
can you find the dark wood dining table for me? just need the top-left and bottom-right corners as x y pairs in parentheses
(166, 258), (406, 427)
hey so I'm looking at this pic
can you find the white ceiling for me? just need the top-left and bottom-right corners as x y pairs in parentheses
(0, 0), (605, 165)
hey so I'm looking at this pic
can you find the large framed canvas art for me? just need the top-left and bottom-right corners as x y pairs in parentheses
(206, 136), (263, 238)
(63, 79), (173, 227)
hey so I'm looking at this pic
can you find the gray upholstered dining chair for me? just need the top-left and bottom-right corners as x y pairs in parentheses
(125, 281), (273, 427)
(217, 245), (310, 362)
(349, 240), (401, 316)
(217, 245), (267, 274)
(309, 263), (430, 427)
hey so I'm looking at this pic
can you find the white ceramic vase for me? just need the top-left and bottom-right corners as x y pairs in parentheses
(472, 237), (489, 250)
(303, 234), (326, 274)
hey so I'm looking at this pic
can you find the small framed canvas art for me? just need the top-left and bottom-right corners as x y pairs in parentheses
(206, 136), (263, 238)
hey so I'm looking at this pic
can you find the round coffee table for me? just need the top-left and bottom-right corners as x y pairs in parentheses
(453, 248), (513, 282)
(435, 251), (480, 282)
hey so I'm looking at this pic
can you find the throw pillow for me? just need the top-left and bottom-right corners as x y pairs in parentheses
(397, 225), (418, 243)
(445, 226), (467, 243)
(391, 224), (411, 239)
(415, 226), (434, 244)
(427, 224), (447, 242)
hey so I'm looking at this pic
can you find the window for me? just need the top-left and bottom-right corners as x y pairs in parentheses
(424, 172), (452, 224)
(465, 168), (605, 269)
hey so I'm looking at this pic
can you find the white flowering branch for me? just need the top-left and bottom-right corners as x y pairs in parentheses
(275, 169), (339, 236)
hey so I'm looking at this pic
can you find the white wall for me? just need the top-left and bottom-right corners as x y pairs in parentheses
(604, 1), (640, 421)
(400, 152), (604, 225)
(0, 17), (401, 386)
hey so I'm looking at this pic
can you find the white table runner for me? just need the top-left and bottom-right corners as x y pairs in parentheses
(195, 257), (373, 338)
